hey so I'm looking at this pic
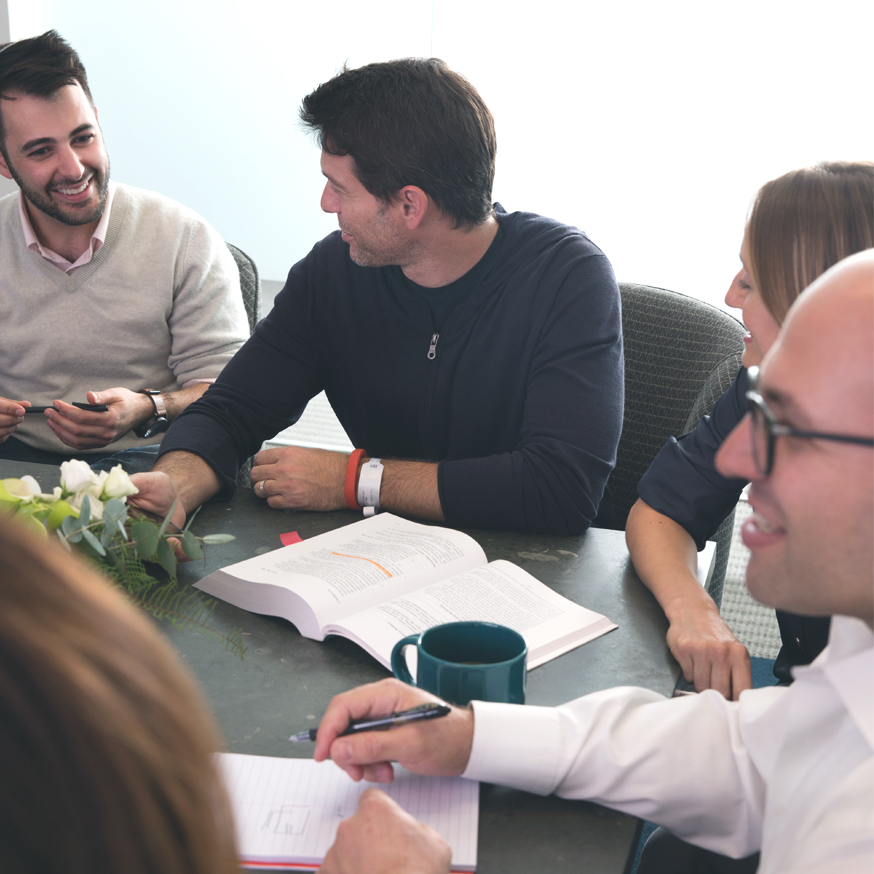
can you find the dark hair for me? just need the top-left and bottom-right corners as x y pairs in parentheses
(0, 30), (92, 147)
(747, 161), (874, 323)
(0, 516), (239, 874)
(300, 58), (496, 229)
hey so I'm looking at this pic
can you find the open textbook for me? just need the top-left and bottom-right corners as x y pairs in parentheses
(195, 513), (617, 669)
(218, 752), (479, 871)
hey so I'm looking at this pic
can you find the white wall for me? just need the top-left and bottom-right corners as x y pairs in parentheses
(8, 0), (873, 310)
(0, 0), (14, 197)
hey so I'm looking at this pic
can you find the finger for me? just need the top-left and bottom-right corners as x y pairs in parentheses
(166, 536), (191, 563)
(0, 399), (29, 417)
(254, 447), (282, 466)
(46, 415), (110, 449)
(730, 656), (753, 701)
(672, 645), (695, 685)
(708, 656), (733, 700)
(358, 762), (396, 783)
(314, 679), (437, 762)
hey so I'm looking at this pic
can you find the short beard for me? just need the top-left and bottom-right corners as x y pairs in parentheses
(6, 154), (110, 227)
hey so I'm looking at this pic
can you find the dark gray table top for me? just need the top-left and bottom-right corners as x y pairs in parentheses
(2, 461), (676, 872)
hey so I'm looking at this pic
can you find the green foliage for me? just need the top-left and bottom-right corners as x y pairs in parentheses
(1, 471), (244, 659)
(96, 545), (246, 658)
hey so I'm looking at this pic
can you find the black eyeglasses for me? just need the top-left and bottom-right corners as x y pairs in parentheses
(745, 366), (874, 476)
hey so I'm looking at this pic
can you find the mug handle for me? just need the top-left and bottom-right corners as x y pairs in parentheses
(391, 634), (420, 686)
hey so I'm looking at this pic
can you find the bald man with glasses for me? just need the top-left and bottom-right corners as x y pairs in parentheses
(306, 251), (874, 874)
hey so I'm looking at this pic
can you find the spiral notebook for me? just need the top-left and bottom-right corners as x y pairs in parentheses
(217, 752), (479, 871)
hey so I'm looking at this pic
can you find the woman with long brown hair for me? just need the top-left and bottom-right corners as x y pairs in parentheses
(626, 161), (874, 700)
(0, 515), (240, 874)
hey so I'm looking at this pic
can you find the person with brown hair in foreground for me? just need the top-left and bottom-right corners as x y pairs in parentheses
(0, 501), (444, 873)
(0, 515), (240, 873)
(311, 251), (874, 874)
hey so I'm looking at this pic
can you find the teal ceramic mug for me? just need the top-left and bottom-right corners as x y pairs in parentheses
(390, 621), (527, 706)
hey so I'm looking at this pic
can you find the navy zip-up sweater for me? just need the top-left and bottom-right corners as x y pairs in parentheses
(160, 206), (624, 535)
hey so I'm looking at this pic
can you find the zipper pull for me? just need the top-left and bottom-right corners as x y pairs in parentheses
(427, 332), (439, 360)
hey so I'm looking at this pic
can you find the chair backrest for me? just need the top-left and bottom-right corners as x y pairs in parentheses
(226, 243), (261, 334)
(608, 283), (745, 603)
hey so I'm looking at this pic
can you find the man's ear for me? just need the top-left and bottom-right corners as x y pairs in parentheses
(0, 150), (13, 181)
(397, 186), (429, 230)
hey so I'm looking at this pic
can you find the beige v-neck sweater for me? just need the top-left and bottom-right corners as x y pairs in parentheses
(0, 183), (248, 454)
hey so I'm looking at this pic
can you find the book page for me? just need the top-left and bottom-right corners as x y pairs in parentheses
(198, 514), (487, 633)
(218, 752), (478, 872)
(329, 559), (616, 669)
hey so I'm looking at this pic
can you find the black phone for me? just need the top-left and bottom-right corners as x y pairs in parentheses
(24, 403), (109, 413)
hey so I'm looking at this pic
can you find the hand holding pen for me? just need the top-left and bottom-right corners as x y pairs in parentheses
(310, 679), (476, 784)
(291, 702), (451, 742)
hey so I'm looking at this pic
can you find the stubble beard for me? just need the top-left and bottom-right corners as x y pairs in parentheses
(7, 156), (110, 227)
(345, 203), (416, 269)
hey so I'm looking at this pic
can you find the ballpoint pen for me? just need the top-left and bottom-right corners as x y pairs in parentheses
(289, 702), (451, 742)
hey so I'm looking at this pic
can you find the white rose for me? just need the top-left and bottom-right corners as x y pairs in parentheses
(60, 459), (99, 494)
(71, 489), (105, 522)
(102, 465), (139, 500)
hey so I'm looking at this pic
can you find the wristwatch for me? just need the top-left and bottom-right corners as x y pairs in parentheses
(134, 389), (169, 439)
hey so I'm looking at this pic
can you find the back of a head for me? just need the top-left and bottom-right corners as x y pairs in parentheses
(0, 517), (238, 874)
(300, 58), (496, 229)
(747, 161), (874, 323)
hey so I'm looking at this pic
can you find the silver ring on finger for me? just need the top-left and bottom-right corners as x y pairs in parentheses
(259, 480), (267, 498)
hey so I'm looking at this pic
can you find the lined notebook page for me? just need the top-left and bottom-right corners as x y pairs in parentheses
(217, 752), (479, 872)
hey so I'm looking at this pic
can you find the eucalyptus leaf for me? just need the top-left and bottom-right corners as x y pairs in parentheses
(180, 530), (203, 561)
(76, 535), (103, 560)
(62, 513), (82, 534)
(182, 504), (201, 533)
(131, 520), (160, 558)
(157, 499), (178, 538)
(61, 514), (83, 543)
(103, 499), (129, 539)
(78, 494), (91, 527)
(82, 527), (106, 557)
(202, 533), (236, 544)
(156, 536), (177, 579)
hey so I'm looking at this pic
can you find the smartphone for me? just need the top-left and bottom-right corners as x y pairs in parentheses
(24, 402), (109, 413)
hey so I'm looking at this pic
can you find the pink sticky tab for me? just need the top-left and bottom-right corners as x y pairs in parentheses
(280, 531), (302, 546)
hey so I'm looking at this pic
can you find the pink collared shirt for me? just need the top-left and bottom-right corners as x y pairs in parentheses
(19, 180), (115, 273)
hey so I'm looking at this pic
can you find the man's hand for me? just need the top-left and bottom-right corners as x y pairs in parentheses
(46, 388), (154, 449)
(666, 599), (752, 700)
(321, 788), (451, 874)
(128, 471), (187, 531)
(0, 397), (29, 443)
(314, 679), (474, 784)
(251, 446), (347, 511)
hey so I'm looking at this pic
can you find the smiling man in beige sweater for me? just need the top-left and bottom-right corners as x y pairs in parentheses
(0, 30), (248, 472)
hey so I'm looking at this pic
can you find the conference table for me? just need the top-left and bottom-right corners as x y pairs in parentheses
(2, 460), (680, 872)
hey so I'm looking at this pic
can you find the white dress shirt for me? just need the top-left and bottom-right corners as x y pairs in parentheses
(463, 615), (873, 872)
(19, 181), (115, 273)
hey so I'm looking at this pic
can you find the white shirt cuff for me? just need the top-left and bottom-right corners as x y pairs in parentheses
(462, 700), (564, 795)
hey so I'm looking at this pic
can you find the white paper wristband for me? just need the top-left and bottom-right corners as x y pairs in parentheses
(357, 457), (384, 515)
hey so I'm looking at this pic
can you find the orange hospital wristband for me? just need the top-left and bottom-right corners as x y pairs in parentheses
(345, 449), (366, 510)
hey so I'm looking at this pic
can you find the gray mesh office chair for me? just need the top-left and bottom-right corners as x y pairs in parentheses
(226, 243), (261, 334)
(608, 282), (745, 606)
(225, 243), (261, 488)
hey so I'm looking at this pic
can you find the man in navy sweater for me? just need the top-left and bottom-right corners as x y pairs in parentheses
(136, 59), (623, 535)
